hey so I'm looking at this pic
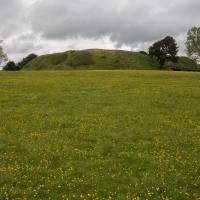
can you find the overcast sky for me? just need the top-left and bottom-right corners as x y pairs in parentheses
(0, 0), (200, 64)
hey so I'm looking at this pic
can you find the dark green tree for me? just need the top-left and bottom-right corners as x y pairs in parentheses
(3, 61), (20, 71)
(148, 36), (179, 69)
(0, 40), (8, 65)
(185, 26), (200, 63)
(17, 53), (38, 69)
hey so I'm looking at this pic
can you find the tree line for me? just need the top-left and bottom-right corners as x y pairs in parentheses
(0, 26), (200, 70)
(2, 53), (37, 71)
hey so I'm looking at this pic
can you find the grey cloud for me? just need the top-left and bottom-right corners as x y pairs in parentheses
(5, 40), (34, 54)
(0, 0), (22, 22)
(18, 33), (36, 41)
(1, 0), (200, 62)
(29, 0), (200, 48)
(4, 32), (38, 54)
(17, 43), (34, 54)
(0, 0), (27, 39)
(30, 0), (120, 39)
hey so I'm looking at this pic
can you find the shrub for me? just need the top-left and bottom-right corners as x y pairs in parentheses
(3, 61), (20, 71)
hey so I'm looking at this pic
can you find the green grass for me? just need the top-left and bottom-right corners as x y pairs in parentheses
(23, 49), (160, 70)
(0, 71), (200, 200)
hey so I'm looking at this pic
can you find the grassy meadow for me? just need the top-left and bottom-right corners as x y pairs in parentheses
(0, 70), (200, 200)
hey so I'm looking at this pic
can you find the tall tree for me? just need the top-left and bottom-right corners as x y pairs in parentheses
(0, 40), (8, 65)
(185, 26), (200, 63)
(149, 36), (179, 69)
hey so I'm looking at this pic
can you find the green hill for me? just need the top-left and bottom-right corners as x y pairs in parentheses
(22, 49), (198, 70)
(23, 49), (160, 70)
(176, 56), (198, 70)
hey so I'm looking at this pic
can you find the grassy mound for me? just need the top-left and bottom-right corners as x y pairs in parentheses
(176, 56), (198, 70)
(23, 49), (160, 70)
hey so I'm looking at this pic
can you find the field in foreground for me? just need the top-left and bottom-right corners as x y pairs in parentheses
(0, 71), (200, 200)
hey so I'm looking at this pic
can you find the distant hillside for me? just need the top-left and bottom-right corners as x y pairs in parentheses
(22, 49), (198, 71)
(23, 49), (160, 70)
